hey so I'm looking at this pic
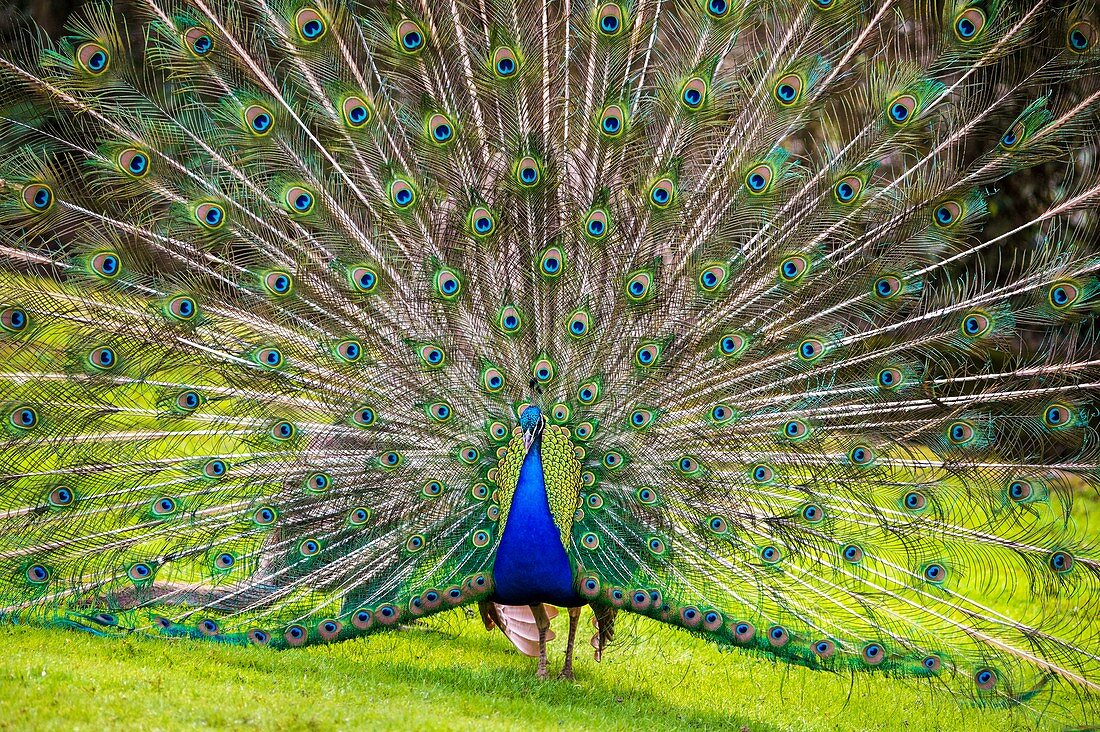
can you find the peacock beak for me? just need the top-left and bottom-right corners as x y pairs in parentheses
(523, 430), (535, 453)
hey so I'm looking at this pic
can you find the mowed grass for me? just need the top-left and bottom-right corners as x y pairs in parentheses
(0, 610), (1090, 732)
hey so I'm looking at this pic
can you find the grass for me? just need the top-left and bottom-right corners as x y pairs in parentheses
(0, 610), (1089, 732)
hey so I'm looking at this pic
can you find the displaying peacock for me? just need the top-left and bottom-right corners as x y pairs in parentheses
(1, 0), (1100, 714)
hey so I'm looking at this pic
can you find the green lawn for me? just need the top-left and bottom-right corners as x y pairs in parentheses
(0, 610), (1089, 732)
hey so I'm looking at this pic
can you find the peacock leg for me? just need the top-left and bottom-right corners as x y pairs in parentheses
(529, 603), (551, 679)
(559, 606), (581, 680)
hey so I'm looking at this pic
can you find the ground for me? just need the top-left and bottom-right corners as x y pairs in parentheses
(0, 610), (1087, 731)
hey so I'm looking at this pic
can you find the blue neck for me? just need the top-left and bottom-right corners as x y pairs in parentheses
(491, 440), (580, 606)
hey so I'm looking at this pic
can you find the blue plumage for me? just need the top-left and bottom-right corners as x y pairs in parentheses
(491, 437), (580, 607)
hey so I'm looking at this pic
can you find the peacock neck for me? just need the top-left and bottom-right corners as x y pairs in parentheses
(490, 437), (581, 606)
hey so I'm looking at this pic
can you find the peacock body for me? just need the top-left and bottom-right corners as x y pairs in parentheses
(1, 0), (1100, 713)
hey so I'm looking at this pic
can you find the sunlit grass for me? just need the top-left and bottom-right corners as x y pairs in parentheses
(0, 609), (1090, 731)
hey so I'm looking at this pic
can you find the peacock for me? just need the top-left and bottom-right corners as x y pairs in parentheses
(1, 0), (1100, 714)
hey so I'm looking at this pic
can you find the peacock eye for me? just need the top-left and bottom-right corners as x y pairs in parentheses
(634, 343), (660, 367)
(166, 295), (198, 321)
(184, 27), (214, 57)
(699, 264), (728, 292)
(244, 105), (274, 135)
(195, 202), (225, 229)
(833, 175), (862, 204)
(88, 346), (117, 370)
(77, 43), (110, 74)
(710, 404), (733, 424)
(10, 406), (38, 429)
(270, 421), (295, 440)
(903, 490), (928, 511)
(119, 149), (150, 178)
(801, 504), (823, 522)
(25, 564), (50, 584)
(397, 20), (425, 53)
(744, 164), (773, 194)
(427, 402), (452, 422)
(493, 47), (519, 77)
(934, 201), (962, 228)
(842, 544), (863, 562)
(597, 3), (623, 35)
(797, 338), (824, 361)
(768, 626), (789, 647)
(568, 310), (591, 338)
(1049, 550), (1074, 574)
(389, 178), (417, 209)
(849, 445), (873, 466)
(599, 105), (625, 137)
(295, 8), (327, 42)
(90, 251), (121, 279)
(779, 255), (808, 283)
(254, 347), (283, 369)
(516, 156), (540, 187)
(350, 266), (379, 294)
(128, 563), (153, 582)
(584, 209), (609, 239)
(773, 74), (802, 105)
(782, 419), (809, 440)
(254, 506), (278, 525)
(953, 8), (986, 42)
(813, 640), (835, 659)
(923, 563), (946, 583)
(961, 311), (991, 338)
(1043, 403), (1074, 429)
(483, 368), (505, 392)
(1, 306), (29, 333)
(22, 183), (54, 212)
(532, 358), (555, 382)
(540, 247), (565, 277)
(862, 643), (885, 665)
(887, 94), (917, 125)
(202, 459), (227, 478)
(680, 77), (707, 109)
(874, 275), (902, 300)
(1068, 21), (1096, 53)
(304, 472), (331, 492)
(1048, 281), (1080, 309)
(48, 485), (75, 508)
(877, 367), (902, 389)
(435, 268), (463, 299)
(649, 179), (674, 209)
(342, 96), (372, 128)
(975, 668), (997, 691)
(285, 187), (315, 215)
(468, 206), (495, 235)
(428, 113), (455, 144)
(419, 344), (445, 368)
(718, 332), (747, 358)
(706, 0), (729, 18)
(751, 464), (773, 483)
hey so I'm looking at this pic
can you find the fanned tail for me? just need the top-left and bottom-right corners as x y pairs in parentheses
(0, 0), (1099, 720)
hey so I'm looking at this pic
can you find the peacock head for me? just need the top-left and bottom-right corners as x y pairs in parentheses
(519, 405), (544, 453)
